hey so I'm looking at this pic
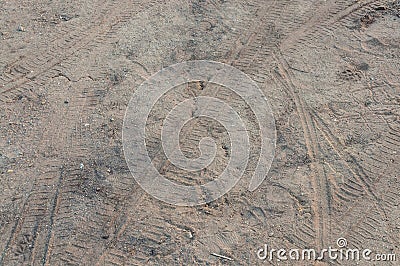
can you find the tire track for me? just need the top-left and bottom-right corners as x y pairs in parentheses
(310, 109), (381, 203)
(93, 0), (390, 262)
(42, 167), (64, 266)
(95, 0), (395, 263)
(248, 0), (386, 253)
(275, 0), (398, 256)
(281, 0), (384, 52)
(0, 162), (62, 266)
(272, 53), (330, 251)
(1, 0), (391, 264)
(0, 0), (158, 258)
(0, 0), (158, 102)
(203, 0), (386, 261)
(0, 1), (110, 86)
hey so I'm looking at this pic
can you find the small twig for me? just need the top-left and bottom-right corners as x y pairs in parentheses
(211, 253), (233, 261)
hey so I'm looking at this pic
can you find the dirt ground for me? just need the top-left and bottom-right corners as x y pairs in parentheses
(0, 0), (399, 265)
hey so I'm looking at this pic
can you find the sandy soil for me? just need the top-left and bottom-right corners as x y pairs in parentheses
(0, 0), (399, 265)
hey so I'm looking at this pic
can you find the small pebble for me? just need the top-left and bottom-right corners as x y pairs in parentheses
(59, 14), (71, 21)
(185, 231), (193, 239)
